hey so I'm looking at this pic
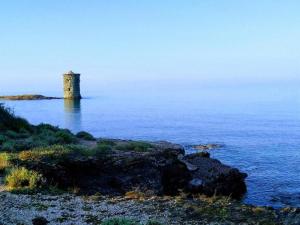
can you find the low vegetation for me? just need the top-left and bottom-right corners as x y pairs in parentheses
(76, 131), (96, 141)
(0, 104), (156, 193)
(5, 167), (43, 192)
(0, 104), (31, 132)
(115, 141), (153, 152)
(0, 152), (12, 171)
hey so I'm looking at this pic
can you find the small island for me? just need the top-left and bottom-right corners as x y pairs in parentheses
(0, 95), (62, 100)
(0, 71), (81, 101)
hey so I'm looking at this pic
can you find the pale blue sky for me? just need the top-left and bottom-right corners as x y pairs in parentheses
(0, 0), (299, 94)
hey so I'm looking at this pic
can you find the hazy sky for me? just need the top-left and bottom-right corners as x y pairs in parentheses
(0, 0), (299, 93)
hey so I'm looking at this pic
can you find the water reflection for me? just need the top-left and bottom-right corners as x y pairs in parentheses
(64, 99), (82, 132)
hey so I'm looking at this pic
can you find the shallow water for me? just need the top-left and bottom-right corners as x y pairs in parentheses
(1, 86), (300, 207)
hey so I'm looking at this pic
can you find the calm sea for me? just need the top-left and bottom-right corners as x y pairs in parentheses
(1, 85), (300, 207)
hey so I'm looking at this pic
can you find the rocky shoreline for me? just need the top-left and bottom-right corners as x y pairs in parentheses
(0, 104), (300, 224)
(1, 192), (300, 225)
(19, 139), (247, 198)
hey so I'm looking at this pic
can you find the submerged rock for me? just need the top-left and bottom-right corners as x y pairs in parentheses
(190, 144), (224, 151)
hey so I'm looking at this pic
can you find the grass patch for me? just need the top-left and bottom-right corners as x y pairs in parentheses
(5, 167), (43, 191)
(17, 144), (111, 164)
(0, 152), (15, 171)
(18, 145), (73, 162)
(115, 141), (152, 152)
(98, 139), (116, 146)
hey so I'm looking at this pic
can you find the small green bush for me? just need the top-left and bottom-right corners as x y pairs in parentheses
(0, 134), (8, 144)
(5, 167), (43, 190)
(32, 129), (57, 146)
(18, 128), (31, 138)
(76, 131), (96, 141)
(5, 130), (20, 139)
(68, 144), (111, 157)
(95, 143), (112, 154)
(1, 140), (16, 151)
(35, 123), (60, 133)
(101, 218), (139, 225)
(55, 130), (77, 144)
(0, 104), (31, 132)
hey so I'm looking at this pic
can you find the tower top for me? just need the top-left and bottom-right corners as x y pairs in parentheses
(64, 70), (80, 75)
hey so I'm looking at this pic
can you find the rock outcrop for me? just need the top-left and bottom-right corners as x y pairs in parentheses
(25, 141), (247, 199)
(184, 153), (247, 198)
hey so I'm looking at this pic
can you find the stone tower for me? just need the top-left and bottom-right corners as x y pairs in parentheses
(63, 71), (81, 99)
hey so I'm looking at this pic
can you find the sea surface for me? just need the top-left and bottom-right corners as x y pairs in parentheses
(1, 85), (300, 208)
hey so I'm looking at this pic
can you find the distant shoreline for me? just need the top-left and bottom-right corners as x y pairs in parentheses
(0, 95), (62, 100)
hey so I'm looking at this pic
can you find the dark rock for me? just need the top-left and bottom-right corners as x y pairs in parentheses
(195, 151), (210, 158)
(32, 217), (49, 225)
(184, 153), (247, 198)
(188, 179), (204, 192)
(25, 141), (247, 199)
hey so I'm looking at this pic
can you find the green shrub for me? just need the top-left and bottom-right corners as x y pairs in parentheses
(95, 143), (112, 154)
(0, 104), (31, 132)
(55, 130), (77, 144)
(1, 140), (16, 151)
(5, 167), (43, 190)
(76, 131), (96, 141)
(18, 128), (31, 138)
(1, 138), (36, 152)
(5, 130), (20, 139)
(35, 123), (60, 132)
(32, 129), (57, 146)
(0, 134), (8, 144)
(101, 218), (139, 225)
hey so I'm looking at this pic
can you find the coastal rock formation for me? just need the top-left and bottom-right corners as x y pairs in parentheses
(184, 153), (247, 198)
(24, 141), (247, 199)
